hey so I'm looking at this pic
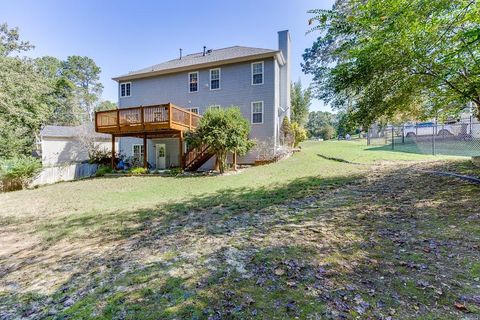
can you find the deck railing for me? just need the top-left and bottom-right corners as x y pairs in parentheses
(95, 103), (201, 134)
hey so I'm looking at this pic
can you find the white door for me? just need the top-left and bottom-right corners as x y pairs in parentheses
(156, 144), (166, 169)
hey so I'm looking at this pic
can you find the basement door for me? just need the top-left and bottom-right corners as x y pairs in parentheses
(156, 143), (166, 169)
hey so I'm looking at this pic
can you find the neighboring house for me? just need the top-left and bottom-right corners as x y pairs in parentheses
(96, 30), (291, 170)
(40, 125), (115, 166)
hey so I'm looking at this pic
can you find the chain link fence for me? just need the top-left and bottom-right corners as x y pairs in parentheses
(367, 119), (480, 157)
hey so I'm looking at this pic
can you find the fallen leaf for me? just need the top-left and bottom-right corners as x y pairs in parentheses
(454, 301), (467, 311)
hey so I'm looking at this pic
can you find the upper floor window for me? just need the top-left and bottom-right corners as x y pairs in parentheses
(251, 62), (264, 85)
(251, 101), (264, 124)
(189, 72), (199, 92)
(120, 82), (131, 97)
(210, 68), (221, 90)
(189, 107), (199, 114)
(208, 105), (221, 110)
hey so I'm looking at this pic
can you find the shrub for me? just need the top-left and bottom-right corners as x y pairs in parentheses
(96, 165), (113, 177)
(0, 156), (42, 191)
(291, 122), (308, 147)
(130, 167), (148, 175)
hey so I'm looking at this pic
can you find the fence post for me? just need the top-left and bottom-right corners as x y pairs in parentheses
(367, 128), (371, 146)
(402, 125), (405, 144)
(391, 126), (395, 150)
(432, 123), (436, 155)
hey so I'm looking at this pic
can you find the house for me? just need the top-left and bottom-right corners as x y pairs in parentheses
(40, 124), (115, 166)
(95, 30), (291, 170)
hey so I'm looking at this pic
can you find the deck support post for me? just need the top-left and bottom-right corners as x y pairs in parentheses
(111, 134), (116, 170)
(143, 133), (148, 169)
(179, 131), (185, 169)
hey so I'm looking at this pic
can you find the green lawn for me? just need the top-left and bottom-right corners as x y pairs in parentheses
(0, 141), (479, 319)
(368, 138), (480, 157)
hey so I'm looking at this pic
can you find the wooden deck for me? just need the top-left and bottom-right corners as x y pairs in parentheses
(95, 103), (200, 135)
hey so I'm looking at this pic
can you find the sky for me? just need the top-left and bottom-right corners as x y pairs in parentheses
(1, 0), (335, 112)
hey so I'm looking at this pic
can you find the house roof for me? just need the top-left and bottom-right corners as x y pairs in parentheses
(40, 125), (110, 139)
(113, 46), (284, 82)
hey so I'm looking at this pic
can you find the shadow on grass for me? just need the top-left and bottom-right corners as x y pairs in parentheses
(36, 174), (359, 243)
(2, 164), (480, 319)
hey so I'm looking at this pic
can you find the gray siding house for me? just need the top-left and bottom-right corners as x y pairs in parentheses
(98, 30), (291, 169)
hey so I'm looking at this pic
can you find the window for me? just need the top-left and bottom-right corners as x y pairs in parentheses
(251, 101), (264, 124)
(210, 68), (221, 90)
(132, 144), (144, 162)
(208, 105), (221, 110)
(188, 72), (198, 92)
(120, 82), (131, 97)
(189, 108), (199, 114)
(251, 62), (264, 85)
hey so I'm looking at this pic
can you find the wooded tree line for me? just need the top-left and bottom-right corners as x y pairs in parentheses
(303, 0), (480, 127)
(0, 23), (114, 158)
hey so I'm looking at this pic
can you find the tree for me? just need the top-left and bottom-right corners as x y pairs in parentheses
(0, 24), (53, 158)
(0, 23), (33, 56)
(319, 125), (336, 140)
(35, 56), (81, 125)
(96, 100), (117, 112)
(303, 0), (480, 127)
(305, 111), (336, 138)
(185, 107), (254, 174)
(61, 56), (103, 122)
(290, 80), (312, 126)
(280, 117), (294, 147)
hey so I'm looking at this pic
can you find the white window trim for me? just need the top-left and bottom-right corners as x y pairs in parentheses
(251, 101), (264, 124)
(209, 68), (221, 90)
(251, 61), (264, 85)
(189, 107), (199, 114)
(188, 71), (199, 93)
(120, 82), (132, 98)
(132, 144), (145, 162)
(208, 105), (221, 110)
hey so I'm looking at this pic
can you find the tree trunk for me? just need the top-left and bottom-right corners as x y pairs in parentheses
(474, 101), (480, 121)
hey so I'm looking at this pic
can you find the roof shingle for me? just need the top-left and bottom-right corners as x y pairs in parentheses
(114, 46), (281, 81)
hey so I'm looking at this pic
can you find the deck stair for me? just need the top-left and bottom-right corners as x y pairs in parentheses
(184, 144), (215, 171)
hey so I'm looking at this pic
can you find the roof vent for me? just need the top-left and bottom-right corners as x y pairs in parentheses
(179, 48), (183, 60)
(206, 49), (212, 54)
(203, 46), (206, 56)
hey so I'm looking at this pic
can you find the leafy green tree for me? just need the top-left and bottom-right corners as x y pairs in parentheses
(0, 25), (52, 157)
(35, 56), (81, 125)
(61, 56), (103, 121)
(95, 100), (117, 112)
(280, 117), (294, 146)
(319, 125), (336, 140)
(303, 0), (480, 127)
(305, 111), (336, 138)
(290, 80), (312, 126)
(0, 23), (33, 56)
(185, 107), (254, 174)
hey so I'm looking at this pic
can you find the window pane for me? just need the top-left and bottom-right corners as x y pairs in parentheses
(253, 103), (262, 113)
(211, 69), (219, 80)
(253, 74), (263, 84)
(126, 83), (131, 96)
(121, 84), (125, 96)
(189, 73), (198, 92)
(253, 63), (262, 74)
(211, 79), (219, 89)
(253, 113), (262, 123)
